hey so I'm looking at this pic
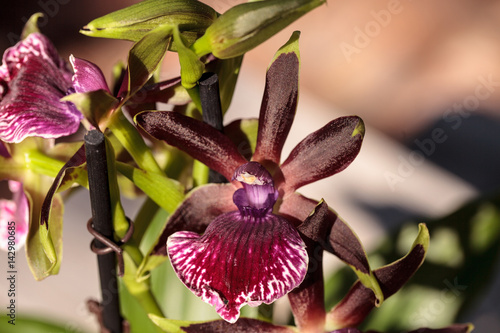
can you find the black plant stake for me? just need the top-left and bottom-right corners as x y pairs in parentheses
(84, 130), (123, 333)
(199, 72), (228, 183)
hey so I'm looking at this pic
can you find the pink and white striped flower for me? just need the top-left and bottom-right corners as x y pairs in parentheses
(0, 180), (29, 251)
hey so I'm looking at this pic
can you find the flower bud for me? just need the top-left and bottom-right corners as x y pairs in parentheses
(191, 0), (325, 59)
(81, 0), (218, 43)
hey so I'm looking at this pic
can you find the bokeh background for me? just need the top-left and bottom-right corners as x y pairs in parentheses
(1, 0), (500, 332)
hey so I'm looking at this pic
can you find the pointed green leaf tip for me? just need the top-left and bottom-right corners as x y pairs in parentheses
(81, 0), (217, 42)
(191, 0), (326, 59)
(352, 117), (365, 137)
(271, 30), (301, 67)
(21, 12), (43, 39)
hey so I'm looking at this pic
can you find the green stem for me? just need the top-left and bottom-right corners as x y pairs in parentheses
(132, 197), (160, 246)
(122, 251), (164, 317)
(25, 150), (65, 178)
(192, 160), (209, 187)
(108, 109), (163, 174)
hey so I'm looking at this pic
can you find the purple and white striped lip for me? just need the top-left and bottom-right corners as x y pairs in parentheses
(232, 162), (279, 217)
(167, 162), (308, 323)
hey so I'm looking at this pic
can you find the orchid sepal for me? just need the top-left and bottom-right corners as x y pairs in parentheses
(326, 224), (430, 330)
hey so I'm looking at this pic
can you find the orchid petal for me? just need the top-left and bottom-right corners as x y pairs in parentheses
(40, 144), (87, 228)
(328, 324), (474, 333)
(137, 184), (236, 280)
(181, 318), (296, 332)
(288, 200), (327, 333)
(136, 111), (248, 182)
(0, 33), (82, 143)
(280, 116), (364, 193)
(0, 141), (10, 158)
(326, 224), (430, 329)
(70, 55), (110, 93)
(407, 324), (474, 333)
(0, 181), (29, 250)
(253, 45), (299, 167)
(167, 211), (308, 323)
(149, 314), (295, 333)
(281, 194), (383, 304)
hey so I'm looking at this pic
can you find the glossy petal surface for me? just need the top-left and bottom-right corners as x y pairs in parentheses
(280, 116), (364, 192)
(181, 318), (295, 333)
(167, 211), (308, 323)
(0, 33), (82, 143)
(70, 55), (110, 93)
(253, 52), (298, 166)
(0, 181), (29, 250)
(136, 111), (248, 182)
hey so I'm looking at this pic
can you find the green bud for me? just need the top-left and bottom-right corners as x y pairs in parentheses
(81, 0), (218, 43)
(191, 0), (325, 59)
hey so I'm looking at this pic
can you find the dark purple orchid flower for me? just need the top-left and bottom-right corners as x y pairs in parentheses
(0, 32), (82, 143)
(136, 43), (374, 324)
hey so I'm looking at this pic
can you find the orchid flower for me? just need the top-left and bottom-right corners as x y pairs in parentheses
(0, 180), (29, 251)
(149, 212), (473, 333)
(136, 32), (381, 325)
(0, 21), (86, 279)
(0, 32), (82, 143)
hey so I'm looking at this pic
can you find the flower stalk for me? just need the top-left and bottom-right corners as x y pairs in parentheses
(84, 129), (124, 333)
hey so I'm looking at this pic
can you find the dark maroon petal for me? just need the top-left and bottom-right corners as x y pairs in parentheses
(40, 144), (86, 228)
(167, 211), (308, 323)
(329, 329), (363, 333)
(0, 33), (82, 143)
(281, 194), (370, 275)
(151, 184), (236, 256)
(252, 52), (299, 167)
(327, 224), (429, 329)
(70, 56), (110, 94)
(288, 201), (327, 332)
(181, 318), (295, 333)
(128, 77), (185, 104)
(0, 141), (10, 158)
(136, 111), (247, 182)
(407, 324), (474, 333)
(280, 116), (365, 193)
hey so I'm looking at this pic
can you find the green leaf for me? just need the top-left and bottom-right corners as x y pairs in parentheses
(122, 24), (173, 98)
(0, 315), (90, 333)
(191, 0), (325, 58)
(81, 0), (217, 43)
(24, 173), (64, 280)
(116, 162), (185, 215)
(120, 252), (164, 333)
(149, 314), (193, 333)
(62, 90), (118, 129)
(104, 137), (130, 238)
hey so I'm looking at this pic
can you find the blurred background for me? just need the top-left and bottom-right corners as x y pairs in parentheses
(1, 0), (500, 332)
